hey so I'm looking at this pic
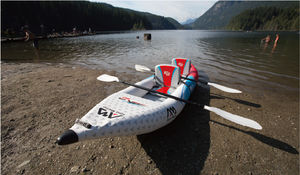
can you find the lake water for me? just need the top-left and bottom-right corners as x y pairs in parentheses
(1, 30), (299, 97)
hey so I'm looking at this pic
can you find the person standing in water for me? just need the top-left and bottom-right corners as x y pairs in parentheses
(274, 34), (279, 46)
(261, 35), (271, 43)
(24, 27), (39, 50)
(272, 34), (279, 53)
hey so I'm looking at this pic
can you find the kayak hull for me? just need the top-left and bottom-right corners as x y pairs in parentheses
(58, 64), (198, 145)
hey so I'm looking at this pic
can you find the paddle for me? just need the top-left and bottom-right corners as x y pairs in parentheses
(135, 64), (242, 93)
(97, 74), (262, 130)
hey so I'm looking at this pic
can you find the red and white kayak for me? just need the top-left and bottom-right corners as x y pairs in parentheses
(57, 58), (199, 145)
(57, 58), (262, 145)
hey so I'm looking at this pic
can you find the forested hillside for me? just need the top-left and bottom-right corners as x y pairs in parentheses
(227, 7), (299, 31)
(1, 1), (181, 36)
(189, 1), (298, 30)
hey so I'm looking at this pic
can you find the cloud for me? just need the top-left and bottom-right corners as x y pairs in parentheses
(90, 1), (217, 23)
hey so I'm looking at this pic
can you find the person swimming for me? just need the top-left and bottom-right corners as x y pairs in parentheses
(261, 35), (271, 43)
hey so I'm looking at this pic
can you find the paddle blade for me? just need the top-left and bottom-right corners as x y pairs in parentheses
(204, 106), (262, 130)
(208, 82), (242, 93)
(135, 64), (152, 72)
(97, 74), (119, 82)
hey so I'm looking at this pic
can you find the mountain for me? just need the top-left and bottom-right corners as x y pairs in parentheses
(190, 1), (299, 30)
(181, 18), (196, 25)
(227, 6), (299, 31)
(166, 17), (184, 29)
(141, 12), (182, 30)
(1, 1), (182, 35)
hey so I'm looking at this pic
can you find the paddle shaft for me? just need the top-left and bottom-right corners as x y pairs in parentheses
(120, 81), (204, 107)
(181, 76), (208, 85)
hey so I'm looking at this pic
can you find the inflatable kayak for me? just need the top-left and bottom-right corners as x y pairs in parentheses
(57, 58), (198, 145)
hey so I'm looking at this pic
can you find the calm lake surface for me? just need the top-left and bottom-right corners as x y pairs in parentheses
(1, 30), (299, 97)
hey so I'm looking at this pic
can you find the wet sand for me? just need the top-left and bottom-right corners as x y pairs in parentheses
(1, 62), (299, 175)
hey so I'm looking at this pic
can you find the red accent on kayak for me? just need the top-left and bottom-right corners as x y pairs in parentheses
(175, 58), (187, 75)
(156, 86), (170, 94)
(158, 65), (176, 87)
(188, 64), (198, 80)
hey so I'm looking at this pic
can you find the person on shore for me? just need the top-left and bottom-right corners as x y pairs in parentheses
(24, 27), (39, 49)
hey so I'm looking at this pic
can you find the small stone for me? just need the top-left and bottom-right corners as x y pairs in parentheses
(247, 108), (251, 111)
(147, 159), (152, 164)
(18, 169), (25, 174)
(70, 166), (80, 173)
(109, 145), (114, 149)
(81, 167), (88, 172)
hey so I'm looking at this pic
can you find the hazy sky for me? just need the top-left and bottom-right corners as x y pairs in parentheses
(90, 1), (217, 23)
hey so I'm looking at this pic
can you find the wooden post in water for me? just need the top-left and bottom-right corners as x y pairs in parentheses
(144, 33), (151, 40)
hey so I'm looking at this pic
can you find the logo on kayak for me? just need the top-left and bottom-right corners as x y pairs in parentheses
(167, 106), (177, 120)
(98, 106), (124, 119)
(164, 71), (170, 76)
(178, 62), (184, 67)
(119, 97), (145, 106)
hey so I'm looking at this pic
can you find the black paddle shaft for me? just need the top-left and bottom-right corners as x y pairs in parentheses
(120, 81), (204, 108)
(181, 76), (208, 85)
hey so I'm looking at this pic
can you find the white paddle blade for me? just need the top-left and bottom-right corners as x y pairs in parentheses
(97, 74), (119, 82)
(135, 64), (152, 72)
(204, 106), (262, 130)
(208, 82), (242, 93)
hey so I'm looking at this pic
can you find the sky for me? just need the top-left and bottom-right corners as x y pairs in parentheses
(89, 1), (217, 23)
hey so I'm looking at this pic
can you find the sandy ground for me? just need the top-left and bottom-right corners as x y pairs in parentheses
(1, 62), (299, 175)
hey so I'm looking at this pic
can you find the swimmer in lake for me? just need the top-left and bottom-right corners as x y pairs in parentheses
(24, 27), (39, 49)
(261, 35), (271, 43)
(274, 34), (279, 46)
(272, 34), (279, 53)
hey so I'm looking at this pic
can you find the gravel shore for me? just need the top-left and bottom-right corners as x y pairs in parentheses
(1, 62), (299, 175)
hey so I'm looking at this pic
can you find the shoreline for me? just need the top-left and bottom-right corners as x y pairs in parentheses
(1, 62), (298, 174)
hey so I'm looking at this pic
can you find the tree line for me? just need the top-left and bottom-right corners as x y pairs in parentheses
(1, 1), (180, 37)
(226, 6), (299, 31)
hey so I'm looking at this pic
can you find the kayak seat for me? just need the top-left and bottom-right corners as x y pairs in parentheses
(154, 64), (180, 94)
(172, 58), (191, 77)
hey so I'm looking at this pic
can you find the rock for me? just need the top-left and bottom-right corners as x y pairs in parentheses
(144, 33), (151, 40)
(147, 159), (152, 164)
(81, 167), (88, 172)
(70, 166), (80, 173)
